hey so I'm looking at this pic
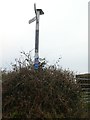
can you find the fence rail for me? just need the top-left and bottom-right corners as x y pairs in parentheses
(76, 78), (90, 81)
(76, 77), (90, 103)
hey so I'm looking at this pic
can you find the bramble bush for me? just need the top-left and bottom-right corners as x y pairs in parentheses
(2, 51), (84, 118)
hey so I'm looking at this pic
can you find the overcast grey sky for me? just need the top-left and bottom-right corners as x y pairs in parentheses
(0, 0), (88, 73)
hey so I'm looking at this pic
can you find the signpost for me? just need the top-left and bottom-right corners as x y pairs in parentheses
(29, 3), (44, 69)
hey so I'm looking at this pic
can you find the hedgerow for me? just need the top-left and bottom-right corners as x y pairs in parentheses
(2, 51), (84, 118)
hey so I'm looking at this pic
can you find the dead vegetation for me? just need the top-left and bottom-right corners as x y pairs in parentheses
(2, 51), (86, 119)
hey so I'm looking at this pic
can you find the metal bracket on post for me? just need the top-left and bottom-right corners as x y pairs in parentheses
(29, 3), (44, 70)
